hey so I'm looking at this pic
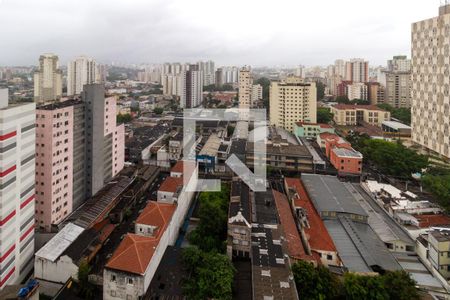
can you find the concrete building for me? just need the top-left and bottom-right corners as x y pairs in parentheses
(251, 84), (263, 104)
(294, 122), (335, 138)
(180, 65), (203, 108)
(0, 90), (36, 289)
(367, 82), (385, 105)
(319, 133), (363, 176)
(331, 104), (390, 126)
(345, 58), (369, 83)
(383, 56), (412, 108)
(33, 54), (63, 103)
(295, 65), (305, 78)
(197, 60), (215, 86)
(346, 82), (368, 101)
(269, 76), (317, 132)
(103, 161), (197, 299)
(285, 178), (340, 267)
(301, 174), (402, 274)
(238, 67), (253, 109)
(411, 4), (450, 158)
(35, 100), (85, 231)
(67, 56), (98, 96)
(334, 59), (346, 78)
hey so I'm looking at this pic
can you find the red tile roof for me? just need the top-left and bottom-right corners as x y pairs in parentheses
(106, 201), (176, 275)
(272, 189), (317, 263)
(106, 234), (159, 274)
(136, 202), (176, 235)
(413, 214), (450, 228)
(285, 178), (337, 252)
(171, 160), (196, 174)
(159, 176), (183, 193)
(332, 104), (386, 112)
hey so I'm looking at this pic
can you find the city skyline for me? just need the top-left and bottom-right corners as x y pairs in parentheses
(0, 0), (441, 66)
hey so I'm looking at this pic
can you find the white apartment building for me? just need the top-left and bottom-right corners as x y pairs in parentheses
(411, 4), (450, 158)
(67, 56), (98, 96)
(269, 76), (317, 132)
(238, 67), (252, 109)
(33, 54), (62, 104)
(0, 89), (36, 289)
(347, 82), (368, 101)
(345, 58), (369, 83)
(251, 84), (263, 104)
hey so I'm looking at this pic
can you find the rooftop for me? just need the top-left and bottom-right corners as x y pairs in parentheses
(301, 174), (368, 217)
(430, 230), (450, 242)
(413, 214), (450, 229)
(35, 223), (84, 262)
(106, 234), (159, 275)
(295, 121), (333, 129)
(332, 104), (386, 112)
(382, 120), (411, 130)
(229, 180), (251, 224)
(332, 147), (363, 158)
(159, 176), (183, 193)
(198, 134), (222, 157)
(136, 202), (176, 232)
(272, 189), (314, 262)
(37, 99), (83, 110)
(285, 178), (336, 252)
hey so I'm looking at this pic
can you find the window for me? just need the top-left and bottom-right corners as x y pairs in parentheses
(327, 254), (333, 260)
(111, 274), (116, 282)
(127, 278), (133, 285)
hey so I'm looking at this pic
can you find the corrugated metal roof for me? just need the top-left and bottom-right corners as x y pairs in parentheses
(35, 223), (84, 262)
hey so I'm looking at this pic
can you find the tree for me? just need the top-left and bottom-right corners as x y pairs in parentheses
(292, 260), (341, 300)
(343, 273), (388, 300)
(316, 81), (325, 100)
(77, 259), (94, 299)
(317, 107), (334, 123)
(153, 107), (164, 115)
(422, 167), (450, 210)
(382, 271), (420, 300)
(116, 113), (132, 124)
(377, 103), (411, 124)
(347, 132), (428, 178)
(182, 247), (235, 300)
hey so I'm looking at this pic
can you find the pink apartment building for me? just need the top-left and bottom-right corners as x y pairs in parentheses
(35, 84), (125, 232)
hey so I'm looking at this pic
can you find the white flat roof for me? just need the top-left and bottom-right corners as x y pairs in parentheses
(35, 223), (84, 262)
(382, 121), (411, 130)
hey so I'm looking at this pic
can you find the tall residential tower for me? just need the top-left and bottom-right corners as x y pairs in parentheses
(33, 54), (63, 104)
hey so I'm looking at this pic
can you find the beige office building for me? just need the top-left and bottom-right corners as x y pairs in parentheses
(269, 76), (317, 132)
(33, 54), (62, 104)
(384, 56), (412, 108)
(411, 4), (450, 158)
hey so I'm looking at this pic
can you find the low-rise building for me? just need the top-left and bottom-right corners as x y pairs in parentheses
(318, 133), (363, 176)
(285, 178), (340, 266)
(294, 122), (335, 138)
(381, 121), (411, 138)
(331, 104), (390, 127)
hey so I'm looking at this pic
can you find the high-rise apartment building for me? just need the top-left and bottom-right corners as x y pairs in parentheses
(238, 67), (253, 109)
(33, 54), (63, 104)
(346, 82), (368, 101)
(67, 56), (98, 96)
(334, 59), (346, 78)
(35, 85), (125, 231)
(83, 84), (125, 196)
(411, 4), (450, 158)
(384, 56), (412, 108)
(198, 60), (215, 86)
(0, 89), (36, 289)
(295, 65), (305, 78)
(180, 65), (203, 108)
(345, 58), (369, 83)
(269, 76), (317, 132)
(251, 84), (263, 104)
(367, 82), (385, 105)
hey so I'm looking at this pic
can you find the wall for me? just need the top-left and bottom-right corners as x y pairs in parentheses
(34, 255), (78, 284)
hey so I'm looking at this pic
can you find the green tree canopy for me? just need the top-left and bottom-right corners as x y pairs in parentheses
(422, 167), (450, 211)
(116, 113), (132, 124)
(377, 103), (411, 124)
(182, 247), (235, 300)
(347, 132), (428, 178)
(153, 107), (164, 115)
(317, 107), (334, 123)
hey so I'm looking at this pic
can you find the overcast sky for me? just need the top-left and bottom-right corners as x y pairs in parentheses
(0, 0), (442, 67)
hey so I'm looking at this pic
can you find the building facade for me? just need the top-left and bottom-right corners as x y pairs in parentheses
(67, 56), (98, 96)
(238, 67), (252, 109)
(347, 82), (368, 101)
(269, 76), (317, 132)
(345, 58), (369, 83)
(331, 104), (390, 126)
(411, 4), (450, 158)
(33, 54), (63, 104)
(0, 90), (36, 289)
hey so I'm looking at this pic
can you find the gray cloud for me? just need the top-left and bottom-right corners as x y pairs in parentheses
(0, 0), (440, 67)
